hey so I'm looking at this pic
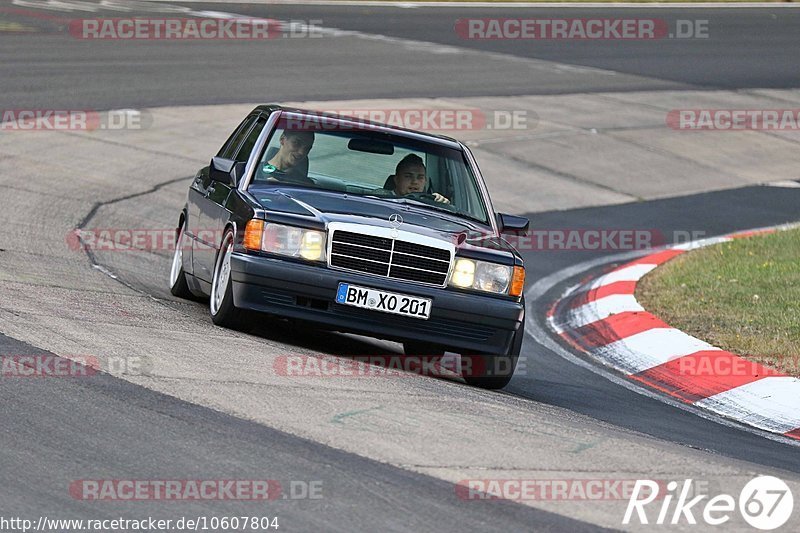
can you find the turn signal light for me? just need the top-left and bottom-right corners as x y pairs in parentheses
(509, 266), (525, 297)
(243, 219), (264, 251)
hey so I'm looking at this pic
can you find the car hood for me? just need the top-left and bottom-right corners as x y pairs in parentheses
(249, 187), (514, 255)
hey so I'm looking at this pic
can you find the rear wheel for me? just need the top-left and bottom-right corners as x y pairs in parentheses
(210, 229), (245, 329)
(169, 218), (193, 299)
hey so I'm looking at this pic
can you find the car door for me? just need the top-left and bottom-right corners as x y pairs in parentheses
(190, 114), (257, 282)
(194, 114), (268, 282)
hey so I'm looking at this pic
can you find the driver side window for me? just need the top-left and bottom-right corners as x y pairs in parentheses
(234, 117), (268, 162)
(217, 115), (258, 160)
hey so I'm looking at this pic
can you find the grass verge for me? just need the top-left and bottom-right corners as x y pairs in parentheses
(636, 227), (800, 377)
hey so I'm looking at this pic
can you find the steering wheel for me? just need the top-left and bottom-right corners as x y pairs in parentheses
(404, 192), (457, 210)
(404, 192), (437, 201)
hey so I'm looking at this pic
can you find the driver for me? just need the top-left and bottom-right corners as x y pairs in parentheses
(390, 154), (450, 204)
(262, 129), (315, 183)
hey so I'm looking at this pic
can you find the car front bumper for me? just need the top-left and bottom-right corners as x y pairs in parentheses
(230, 253), (524, 355)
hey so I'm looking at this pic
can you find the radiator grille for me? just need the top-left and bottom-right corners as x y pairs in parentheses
(329, 230), (452, 286)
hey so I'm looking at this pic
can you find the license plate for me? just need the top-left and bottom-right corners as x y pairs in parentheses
(336, 283), (432, 320)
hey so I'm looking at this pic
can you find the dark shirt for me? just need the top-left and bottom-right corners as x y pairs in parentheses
(260, 147), (312, 184)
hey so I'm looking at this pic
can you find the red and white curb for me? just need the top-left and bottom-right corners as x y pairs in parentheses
(548, 224), (800, 441)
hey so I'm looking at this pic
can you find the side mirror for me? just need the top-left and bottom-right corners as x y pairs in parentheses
(209, 157), (246, 186)
(498, 213), (530, 236)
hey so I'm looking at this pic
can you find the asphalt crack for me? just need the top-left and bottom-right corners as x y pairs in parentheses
(74, 174), (191, 304)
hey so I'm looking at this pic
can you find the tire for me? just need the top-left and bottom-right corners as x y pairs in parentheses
(402, 341), (447, 378)
(403, 341), (445, 357)
(169, 218), (193, 299)
(461, 319), (524, 390)
(209, 228), (245, 329)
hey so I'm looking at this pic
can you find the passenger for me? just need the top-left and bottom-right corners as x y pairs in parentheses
(388, 154), (450, 204)
(263, 129), (315, 183)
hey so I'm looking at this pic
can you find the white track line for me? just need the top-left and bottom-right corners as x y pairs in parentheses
(695, 377), (800, 434)
(589, 263), (657, 289)
(592, 328), (721, 374)
(540, 223), (800, 444)
(563, 293), (643, 328)
(525, 247), (800, 447)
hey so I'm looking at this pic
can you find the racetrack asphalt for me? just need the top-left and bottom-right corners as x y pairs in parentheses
(0, 333), (603, 532)
(1, 3), (799, 109)
(1, 1), (800, 531)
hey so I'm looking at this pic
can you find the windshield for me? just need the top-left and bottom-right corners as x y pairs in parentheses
(249, 114), (491, 225)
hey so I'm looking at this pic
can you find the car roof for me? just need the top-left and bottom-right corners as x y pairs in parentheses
(251, 104), (463, 149)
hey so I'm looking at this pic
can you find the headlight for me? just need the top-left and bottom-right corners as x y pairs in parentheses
(244, 220), (326, 262)
(451, 258), (476, 288)
(476, 261), (511, 293)
(449, 258), (524, 297)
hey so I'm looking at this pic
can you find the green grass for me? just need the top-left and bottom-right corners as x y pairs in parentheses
(636, 227), (800, 376)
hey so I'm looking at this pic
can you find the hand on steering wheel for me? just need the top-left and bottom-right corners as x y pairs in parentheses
(405, 192), (451, 205)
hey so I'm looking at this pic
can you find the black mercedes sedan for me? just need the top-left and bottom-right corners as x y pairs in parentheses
(169, 105), (529, 389)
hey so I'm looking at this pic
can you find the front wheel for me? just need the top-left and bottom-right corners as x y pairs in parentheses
(210, 229), (245, 329)
(403, 341), (445, 357)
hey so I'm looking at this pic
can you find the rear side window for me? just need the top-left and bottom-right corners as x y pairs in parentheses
(234, 117), (268, 162)
(218, 115), (258, 160)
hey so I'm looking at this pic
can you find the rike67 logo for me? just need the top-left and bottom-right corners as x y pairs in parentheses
(623, 476), (793, 530)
